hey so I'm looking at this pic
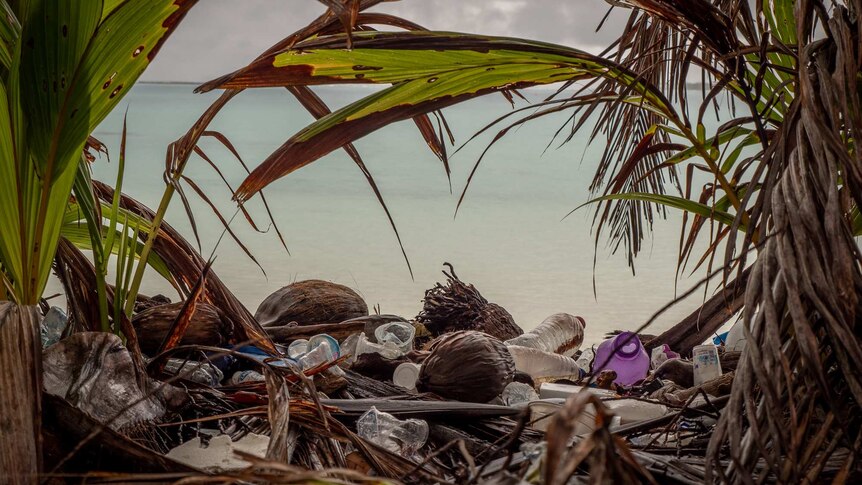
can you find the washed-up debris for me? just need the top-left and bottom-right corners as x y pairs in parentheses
(593, 331), (650, 386)
(40, 306), (68, 348)
(166, 433), (270, 472)
(416, 264), (523, 340)
(41, 270), (790, 484)
(417, 330), (515, 402)
(255, 279), (368, 327)
(507, 345), (582, 381)
(505, 312), (585, 356)
(356, 406), (429, 456)
(42, 332), (186, 431)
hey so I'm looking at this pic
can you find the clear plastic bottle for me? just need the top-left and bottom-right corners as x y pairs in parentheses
(506, 345), (582, 381)
(355, 332), (403, 359)
(356, 406), (429, 455)
(504, 313), (585, 357)
(501, 382), (539, 406)
(164, 359), (224, 386)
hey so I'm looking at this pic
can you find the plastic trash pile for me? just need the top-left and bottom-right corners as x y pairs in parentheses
(39, 277), (746, 483)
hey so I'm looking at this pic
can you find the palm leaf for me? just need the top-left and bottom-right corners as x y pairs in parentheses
(198, 31), (676, 201)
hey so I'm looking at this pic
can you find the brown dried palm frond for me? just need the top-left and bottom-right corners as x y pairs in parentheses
(705, 3), (862, 481)
(544, 392), (656, 484)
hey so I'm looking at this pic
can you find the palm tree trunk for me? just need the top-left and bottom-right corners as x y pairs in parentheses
(0, 302), (42, 484)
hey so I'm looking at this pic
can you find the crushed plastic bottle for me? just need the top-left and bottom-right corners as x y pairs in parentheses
(40, 307), (68, 348)
(355, 332), (403, 359)
(501, 382), (539, 406)
(229, 370), (265, 384)
(505, 313), (585, 357)
(356, 406), (428, 456)
(374, 322), (415, 354)
(650, 344), (680, 370)
(593, 331), (650, 386)
(576, 348), (595, 375)
(164, 359), (223, 386)
(506, 345), (582, 381)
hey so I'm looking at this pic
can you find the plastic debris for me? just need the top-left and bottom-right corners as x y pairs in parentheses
(575, 347), (595, 374)
(229, 370), (265, 384)
(374, 321), (415, 355)
(355, 331), (403, 360)
(692, 344), (722, 386)
(504, 313), (585, 356)
(392, 362), (421, 390)
(166, 433), (270, 472)
(593, 331), (650, 386)
(287, 339), (309, 359)
(43, 332), (185, 430)
(650, 344), (680, 370)
(501, 382), (539, 406)
(356, 406), (429, 456)
(506, 345), (581, 381)
(164, 358), (223, 386)
(40, 306), (68, 348)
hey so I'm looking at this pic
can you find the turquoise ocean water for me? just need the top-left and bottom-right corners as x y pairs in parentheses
(69, 83), (720, 344)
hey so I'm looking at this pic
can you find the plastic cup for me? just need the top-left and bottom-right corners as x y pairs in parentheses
(393, 362), (422, 390)
(308, 334), (340, 358)
(287, 339), (309, 359)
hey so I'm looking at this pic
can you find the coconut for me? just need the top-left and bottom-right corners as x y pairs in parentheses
(255, 280), (368, 327)
(416, 331), (515, 403)
(133, 302), (232, 356)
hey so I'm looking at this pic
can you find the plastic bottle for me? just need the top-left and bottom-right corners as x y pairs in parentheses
(592, 331), (650, 386)
(374, 322), (415, 355)
(229, 370), (265, 384)
(505, 313), (585, 357)
(506, 345), (582, 381)
(40, 307), (68, 348)
(692, 344), (722, 386)
(650, 344), (680, 370)
(356, 406), (428, 455)
(164, 359), (224, 386)
(501, 382), (539, 406)
(576, 348), (595, 374)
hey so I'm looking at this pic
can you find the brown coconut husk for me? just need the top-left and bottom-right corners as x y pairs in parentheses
(416, 330), (515, 403)
(416, 263), (523, 341)
(133, 302), (232, 355)
(254, 279), (368, 327)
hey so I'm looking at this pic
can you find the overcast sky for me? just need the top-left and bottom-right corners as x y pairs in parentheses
(143, 0), (628, 83)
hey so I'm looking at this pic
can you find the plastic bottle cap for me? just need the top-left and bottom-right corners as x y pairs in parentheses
(393, 362), (421, 390)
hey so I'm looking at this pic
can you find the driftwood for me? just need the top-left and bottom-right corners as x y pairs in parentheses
(264, 314), (407, 343)
(350, 352), (411, 381)
(255, 280), (368, 327)
(645, 267), (750, 357)
(416, 264), (523, 341)
(133, 302), (232, 355)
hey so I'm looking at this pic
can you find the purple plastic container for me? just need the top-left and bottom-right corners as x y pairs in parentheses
(592, 331), (650, 386)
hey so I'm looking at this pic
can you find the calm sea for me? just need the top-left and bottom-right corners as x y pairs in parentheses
(73, 83), (723, 344)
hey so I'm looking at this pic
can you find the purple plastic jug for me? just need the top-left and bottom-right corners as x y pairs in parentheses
(592, 331), (650, 386)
